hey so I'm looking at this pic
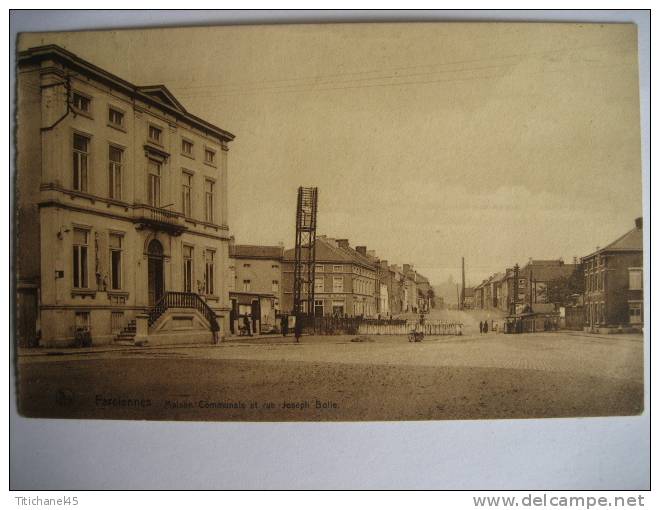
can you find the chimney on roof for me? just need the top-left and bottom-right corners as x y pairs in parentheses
(355, 246), (367, 256)
(380, 260), (389, 269)
(336, 239), (349, 249)
(403, 264), (412, 273)
(635, 217), (643, 230)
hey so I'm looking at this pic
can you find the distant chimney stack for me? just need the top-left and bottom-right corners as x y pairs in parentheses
(635, 217), (643, 230)
(355, 246), (367, 256)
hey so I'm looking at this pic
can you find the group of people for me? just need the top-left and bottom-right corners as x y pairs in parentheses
(279, 314), (303, 342)
(479, 320), (490, 334)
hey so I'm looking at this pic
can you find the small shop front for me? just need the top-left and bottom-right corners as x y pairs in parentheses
(229, 291), (279, 336)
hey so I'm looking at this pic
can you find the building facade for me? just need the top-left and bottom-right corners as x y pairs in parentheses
(282, 236), (377, 317)
(16, 45), (234, 347)
(582, 218), (643, 331)
(228, 243), (283, 335)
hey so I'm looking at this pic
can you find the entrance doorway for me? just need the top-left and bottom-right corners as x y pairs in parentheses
(147, 239), (164, 306)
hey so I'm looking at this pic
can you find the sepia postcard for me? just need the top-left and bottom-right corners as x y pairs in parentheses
(14, 22), (644, 422)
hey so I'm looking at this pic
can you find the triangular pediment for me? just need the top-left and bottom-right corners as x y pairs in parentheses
(137, 85), (187, 113)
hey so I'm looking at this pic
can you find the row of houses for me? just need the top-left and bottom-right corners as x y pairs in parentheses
(15, 45), (433, 347)
(228, 236), (434, 335)
(472, 259), (577, 313)
(470, 218), (644, 332)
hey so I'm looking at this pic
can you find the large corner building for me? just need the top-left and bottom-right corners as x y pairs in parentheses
(16, 45), (235, 347)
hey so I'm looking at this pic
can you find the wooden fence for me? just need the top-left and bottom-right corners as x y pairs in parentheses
(300, 317), (462, 336)
(358, 320), (463, 336)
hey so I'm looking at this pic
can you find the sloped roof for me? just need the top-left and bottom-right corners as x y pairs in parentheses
(230, 244), (283, 259)
(284, 237), (357, 264)
(528, 259), (564, 266)
(602, 227), (643, 252)
(521, 263), (576, 282)
(491, 272), (506, 283)
(584, 225), (643, 259)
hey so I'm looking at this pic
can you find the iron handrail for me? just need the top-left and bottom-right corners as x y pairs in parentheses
(148, 291), (219, 332)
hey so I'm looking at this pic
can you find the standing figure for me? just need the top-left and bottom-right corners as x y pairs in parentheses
(479, 321), (483, 334)
(243, 315), (252, 337)
(281, 314), (289, 337)
(483, 320), (489, 334)
(294, 315), (303, 343)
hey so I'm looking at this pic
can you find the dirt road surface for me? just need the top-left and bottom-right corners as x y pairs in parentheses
(17, 328), (643, 421)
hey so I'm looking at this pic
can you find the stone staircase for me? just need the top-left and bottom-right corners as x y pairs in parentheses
(114, 319), (137, 345)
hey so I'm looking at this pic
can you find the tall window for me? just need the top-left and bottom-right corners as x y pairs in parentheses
(333, 265), (342, 273)
(108, 107), (124, 127)
(148, 125), (162, 144)
(205, 250), (215, 295)
(109, 233), (123, 290)
(72, 228), (89, 289)
(629, 268), (643, 290)
(204, 179), (215, 223)
(147, 159), (161, 207)
(314, 300), (324, 317)
(183, 245), (193, 292)
(333, 276), (344, 293)
(182, 139), (193, 156)
(315, 275), (324, 293)
(272, 280), (279, 293)
(205, 148), (216, 165)
(243, 280), (251, 292)
(72, 92), (90, 113)
(73, 133), (89, 192)
(181, 172), (192, 217)
(108, 146), (122, 200)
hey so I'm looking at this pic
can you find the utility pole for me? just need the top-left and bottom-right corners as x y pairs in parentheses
(511, 263), (520, 316)
(461, 257), (465, 308)
(529, 269), (534, 313)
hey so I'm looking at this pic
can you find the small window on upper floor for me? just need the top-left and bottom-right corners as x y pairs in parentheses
(629, 268), (643, 291)
(205, 148), (216, 165)
(72, 92), (91, 113)
(149, 125), (162, 144)
(182, 139), (194, 156)
(108, 107), (124, 128)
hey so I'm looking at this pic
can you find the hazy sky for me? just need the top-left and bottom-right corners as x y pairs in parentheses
(20, 22), (642, 285)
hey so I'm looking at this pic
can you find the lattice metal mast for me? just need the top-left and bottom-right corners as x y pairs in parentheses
(293, 187), (318, 320)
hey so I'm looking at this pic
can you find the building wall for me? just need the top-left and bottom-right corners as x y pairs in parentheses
(231, 257), (282, 301)
(584, 251), (643, 327)
(282, 260), (377, 317)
